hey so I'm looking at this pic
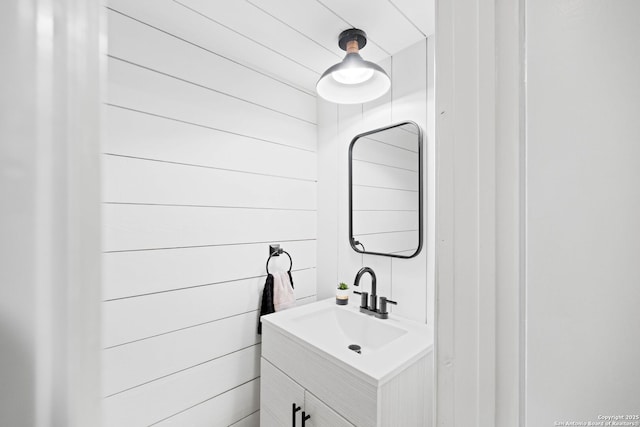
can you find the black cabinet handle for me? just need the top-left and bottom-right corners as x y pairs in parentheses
(302, 411), (311, 426)
(292, 403), (301, 427)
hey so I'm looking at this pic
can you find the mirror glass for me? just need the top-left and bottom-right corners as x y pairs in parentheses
(349, 121), (423, 258)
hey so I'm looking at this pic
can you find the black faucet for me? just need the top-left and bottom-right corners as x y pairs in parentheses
(352, 267), (397, 319)
(353, 266), (378, 311)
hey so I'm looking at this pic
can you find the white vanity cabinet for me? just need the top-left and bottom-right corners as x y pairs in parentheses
(260, 300), (433, 427)
(260, 358), (354, 427)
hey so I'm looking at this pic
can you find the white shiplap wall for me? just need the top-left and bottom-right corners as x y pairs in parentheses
(103, 3), (317, 426)
(317, 38), (434, 324)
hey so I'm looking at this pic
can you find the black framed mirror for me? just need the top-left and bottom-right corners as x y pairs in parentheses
(348, 121), (423, 258)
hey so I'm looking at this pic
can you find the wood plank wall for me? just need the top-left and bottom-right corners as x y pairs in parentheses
(103, 3), (317, 425)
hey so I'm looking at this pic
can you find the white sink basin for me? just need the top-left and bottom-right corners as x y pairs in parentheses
(289, 304), (407, 353)
(261, 298), (433, 384)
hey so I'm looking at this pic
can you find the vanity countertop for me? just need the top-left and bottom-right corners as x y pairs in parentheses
(261, 298), (433, 385)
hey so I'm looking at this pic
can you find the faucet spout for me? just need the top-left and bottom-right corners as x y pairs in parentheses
(353, 267), (377, 311)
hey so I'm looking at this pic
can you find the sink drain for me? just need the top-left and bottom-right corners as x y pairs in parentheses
(348, 344), (361, 354)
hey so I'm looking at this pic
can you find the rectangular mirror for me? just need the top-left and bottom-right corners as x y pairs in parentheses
(349, 121), (423, 258)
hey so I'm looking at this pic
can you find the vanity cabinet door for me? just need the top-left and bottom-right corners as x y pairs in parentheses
(304, 391), (355, 427)
(260, 358), (304, 427)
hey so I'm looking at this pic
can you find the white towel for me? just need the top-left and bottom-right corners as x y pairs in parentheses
(273, 271), (296, 311)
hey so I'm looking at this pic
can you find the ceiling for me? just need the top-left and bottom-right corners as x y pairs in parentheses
(167, 0), (435, 94)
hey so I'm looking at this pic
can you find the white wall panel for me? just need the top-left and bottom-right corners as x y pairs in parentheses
(107, 8), (316, 124)
(107, 0), (319, 92)
(104, 155), (316, 211)
(104, 240), (316, 300)
(104, 269), (316, 347)
(157, 380), (260, 427)
(316, 98), (340, 300)
(177, 0), (337, 73)
(228, 410), (260, 427)
(105, 106), (316, 181)
(104, 204), (316, 252)
(107, 57), (316, 151)
(103, 345), (260, 427)
(103, 2), (317, 424)
(104, 312), (261, 396)
(362, 58), (393, 127)
(104, 288), (315, 398)
(391, 40), (428, 126)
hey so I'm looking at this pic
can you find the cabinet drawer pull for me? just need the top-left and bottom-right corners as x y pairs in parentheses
(292, 403), (301, 427)
(302, 411), (311, 426)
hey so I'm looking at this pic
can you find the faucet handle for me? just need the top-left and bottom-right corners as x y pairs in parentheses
(353, 290), (369, 309)
(378, 296), (397, 315)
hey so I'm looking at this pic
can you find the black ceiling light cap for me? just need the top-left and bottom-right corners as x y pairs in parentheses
(338, 28), (367, 51)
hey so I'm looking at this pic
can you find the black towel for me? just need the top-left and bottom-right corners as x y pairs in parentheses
(257, 271), (295, 335)
(258, 274), (275, 334)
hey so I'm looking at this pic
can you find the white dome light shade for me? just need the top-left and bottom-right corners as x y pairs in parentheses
(316, 29), (391, 104)
(332, 64), (374, 85)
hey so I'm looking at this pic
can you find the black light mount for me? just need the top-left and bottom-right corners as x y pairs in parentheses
(338, 28), (367, 51)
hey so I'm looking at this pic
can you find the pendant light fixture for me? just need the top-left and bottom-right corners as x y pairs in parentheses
(316, 29), (391, 104)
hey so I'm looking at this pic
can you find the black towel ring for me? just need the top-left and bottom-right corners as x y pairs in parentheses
(266, 249), (293, 274)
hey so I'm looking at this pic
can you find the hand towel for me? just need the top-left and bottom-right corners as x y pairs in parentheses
(273, 271), (296, 311)
(257, 274), (275, 335)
